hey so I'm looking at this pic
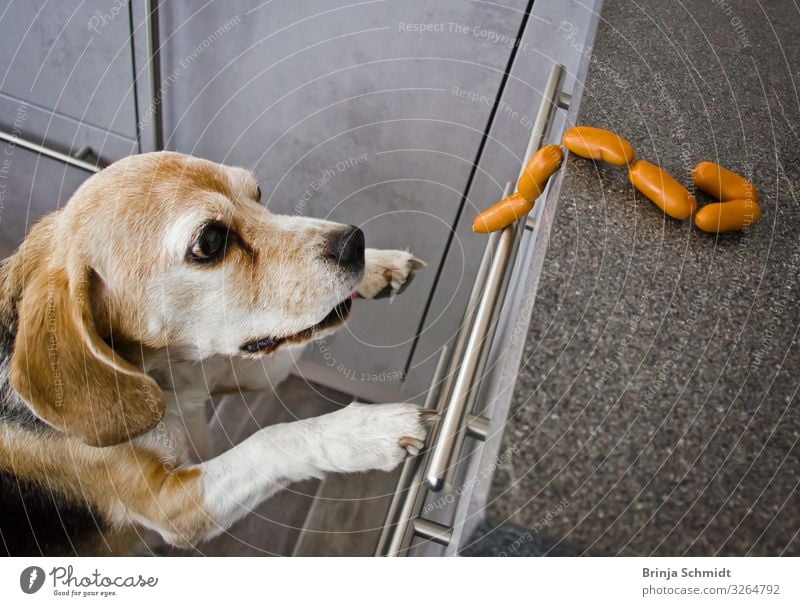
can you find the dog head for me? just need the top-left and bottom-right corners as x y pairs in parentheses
(8, 152), (364, 446)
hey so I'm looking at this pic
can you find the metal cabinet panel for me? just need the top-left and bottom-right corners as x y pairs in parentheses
(0, 0), (138, 160)
(0, 142), (89, 258)
(405, 0), (604, 399)
(0, 95), (138, 163)
(159, 0), (528, 401)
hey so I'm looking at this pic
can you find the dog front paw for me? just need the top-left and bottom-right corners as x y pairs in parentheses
(357, 249), (425, 300)
(320, 402), (432, 473)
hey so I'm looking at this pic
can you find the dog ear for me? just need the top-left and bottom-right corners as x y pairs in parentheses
(9, 258), (165, 447)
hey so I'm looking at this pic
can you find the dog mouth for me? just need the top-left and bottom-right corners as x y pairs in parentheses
(241, 295), (354, 355)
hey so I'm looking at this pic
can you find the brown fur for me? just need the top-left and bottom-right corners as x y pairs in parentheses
(10, 238), (166, 447)
(0, 422), (212, 548)
(0, 219), (212, 550)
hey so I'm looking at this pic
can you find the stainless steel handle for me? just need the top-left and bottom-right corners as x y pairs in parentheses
(375, 63), (569, 556)
(374, 345), (449, 557)
(0, 131), (102, 173)
(375, 186), (511, 556)
(424, 223), (519, 490)
(412, 519), (453, 546)
(423, 63), (566, 492)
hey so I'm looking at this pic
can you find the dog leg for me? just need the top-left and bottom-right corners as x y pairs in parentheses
(357, 248), (425, 299)
(136, 402), (428, 546)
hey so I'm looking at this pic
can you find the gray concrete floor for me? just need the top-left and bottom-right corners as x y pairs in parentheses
(471, 0), (800, 556)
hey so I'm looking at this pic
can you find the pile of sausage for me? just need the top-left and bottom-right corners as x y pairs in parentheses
(473, 125), (761, 234)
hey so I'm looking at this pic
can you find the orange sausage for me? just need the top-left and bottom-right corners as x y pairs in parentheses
(693, 161), (759, 204)
(517, 144), (564, 202)
(473, 192), (532, 233)
(694, 199), (761, 233)
(629, 160), (697, 220)
(562, 126), (635, 166)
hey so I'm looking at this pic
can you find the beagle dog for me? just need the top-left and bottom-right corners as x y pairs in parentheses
(0, 151), (429, 555)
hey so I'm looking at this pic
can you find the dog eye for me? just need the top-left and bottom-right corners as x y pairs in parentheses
(255, 185), (262, 204)
(189, 223), (227, 263)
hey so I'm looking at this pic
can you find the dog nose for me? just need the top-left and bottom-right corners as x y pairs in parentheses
(325, 225), (365, 271)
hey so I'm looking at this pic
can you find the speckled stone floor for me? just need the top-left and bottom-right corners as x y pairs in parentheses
(467, 0), (800, 556)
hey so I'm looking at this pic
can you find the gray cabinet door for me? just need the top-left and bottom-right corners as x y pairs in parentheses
(159, 0), (529, 402)
(0, 141), (88, 258)
(0, 0), (139, 162)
